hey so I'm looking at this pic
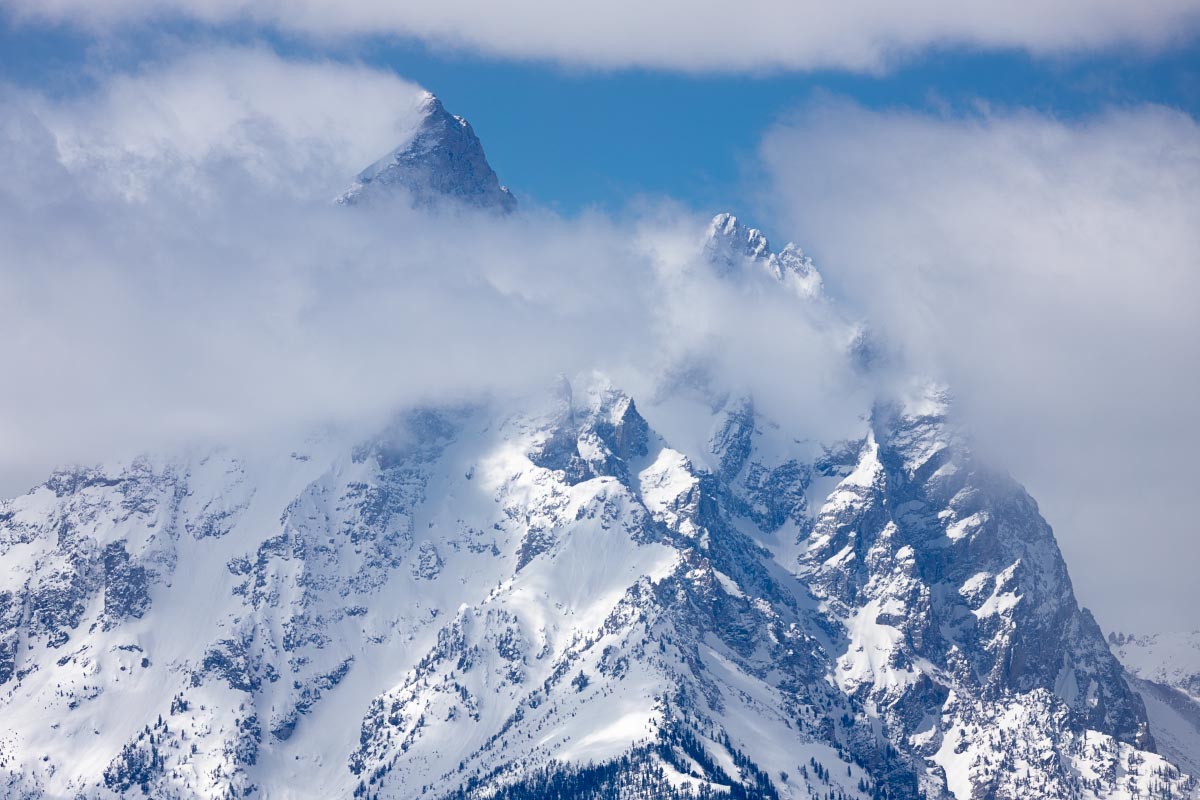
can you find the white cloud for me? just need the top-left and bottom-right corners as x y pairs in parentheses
(0, 47), (866, 499)
(3, 0), (1199, 72)
(760, 100), (1200, 632)
(26, 47), (431, 201)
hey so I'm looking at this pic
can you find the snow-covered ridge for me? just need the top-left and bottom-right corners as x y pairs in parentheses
(705, 212), (823, 298)
(1, 378), (1191, 799)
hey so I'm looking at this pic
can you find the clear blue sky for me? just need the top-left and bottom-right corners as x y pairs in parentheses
(2, 18), (1198, 225)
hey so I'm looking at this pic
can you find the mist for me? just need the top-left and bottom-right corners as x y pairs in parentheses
(0, 48), (867, 497)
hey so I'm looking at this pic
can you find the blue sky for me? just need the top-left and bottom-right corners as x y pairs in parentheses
(380, 44), (1200, 206)
(359, 42), (1200, 224)
(3, 17), (1198, 227)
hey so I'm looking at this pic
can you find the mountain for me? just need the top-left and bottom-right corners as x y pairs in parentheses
(1, 102), (1196, 800)
(1112, 632), (1200, 703)
(705, 213), (823, 298)
(337, 92), (517, 213)
(1110, 631), (1200, 776)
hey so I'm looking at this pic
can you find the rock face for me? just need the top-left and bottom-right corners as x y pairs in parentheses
(0, 104), (1195, 800)
(705, 213), (823, 298)
(337, 92), (516, 213)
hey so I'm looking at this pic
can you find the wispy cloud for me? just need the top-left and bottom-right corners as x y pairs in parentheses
(0, 48), (866, 495)
(3, 0), (1199, 73)
(760, 100), (1200, 631)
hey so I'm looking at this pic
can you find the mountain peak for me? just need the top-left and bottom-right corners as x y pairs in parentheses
(704, 212), (823, 297)
(338, 92), (517, 213)
(706, 212), (771, 265)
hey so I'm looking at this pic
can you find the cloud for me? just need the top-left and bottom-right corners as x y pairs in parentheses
(4, 45), (1194, 636)
(23, 46), (432, 200)
(3, 0), (1199, 73)
(759, 100), (1200, 632)
(0, 47), (866, 498)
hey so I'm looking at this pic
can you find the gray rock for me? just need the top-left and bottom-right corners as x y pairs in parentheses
(338, 93), (516, 214)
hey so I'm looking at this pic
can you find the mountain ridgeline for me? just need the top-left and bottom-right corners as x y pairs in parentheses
(0, 96), (1195, 800)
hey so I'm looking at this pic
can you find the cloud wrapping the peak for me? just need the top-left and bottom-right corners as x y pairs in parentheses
(0, 47), (867, 498)
(23, 48), (430, 201)
(3, 0), (1200, 72)
(760, 100), (1200, 631)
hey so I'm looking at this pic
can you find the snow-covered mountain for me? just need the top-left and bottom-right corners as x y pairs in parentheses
(336, 92), (516, 213)
(1112, 632), (1200, 703)
(1, 97), (1195, 800)
(1110, 631), (1200, 776)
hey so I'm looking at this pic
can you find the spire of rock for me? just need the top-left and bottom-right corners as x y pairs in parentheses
(704, 212), (823, 297)
(338, 92), (516, 214)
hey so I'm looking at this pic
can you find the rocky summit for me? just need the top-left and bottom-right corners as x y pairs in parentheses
(337, 92), (517, 214)
(0, 99), (1196, 800)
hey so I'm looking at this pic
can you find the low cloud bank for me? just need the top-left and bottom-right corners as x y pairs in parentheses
(0, 48), (865, 496)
